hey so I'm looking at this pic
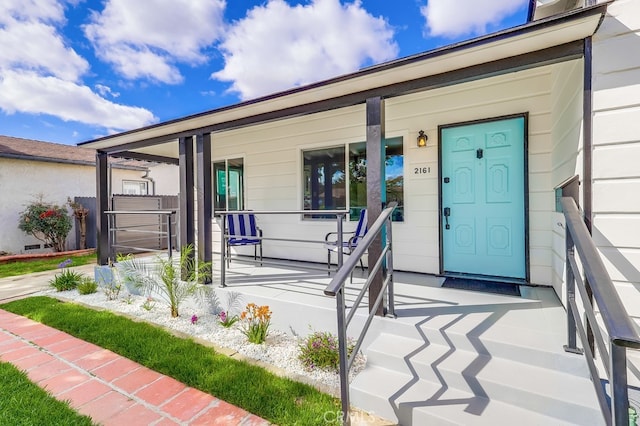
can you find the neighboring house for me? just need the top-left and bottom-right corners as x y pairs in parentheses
(80, 1), (637, 315)
(0, 135), (179, 254)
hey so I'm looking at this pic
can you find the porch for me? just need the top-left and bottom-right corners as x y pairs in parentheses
(214, 258), (602, 425)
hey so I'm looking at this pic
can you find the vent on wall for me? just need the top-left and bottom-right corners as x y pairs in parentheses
(24, 244), (41, 250)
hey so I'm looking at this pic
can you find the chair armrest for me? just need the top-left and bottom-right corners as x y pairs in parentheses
(257, 227), (263, 238)
(325, 230), (355, 243)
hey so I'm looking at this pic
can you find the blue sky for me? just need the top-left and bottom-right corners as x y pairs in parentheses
(0, 0), (530, 146)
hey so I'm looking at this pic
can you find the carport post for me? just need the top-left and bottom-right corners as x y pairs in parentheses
(96, 151), (110, 265)
(366, 96), (386, 316)
(179, 136), (195, 277)
(196, 133), (213, 283)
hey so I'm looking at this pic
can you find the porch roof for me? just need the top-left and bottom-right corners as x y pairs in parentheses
(79, 3), (608, 158)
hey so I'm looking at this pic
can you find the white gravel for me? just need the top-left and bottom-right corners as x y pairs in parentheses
(45, 286), (366, 395)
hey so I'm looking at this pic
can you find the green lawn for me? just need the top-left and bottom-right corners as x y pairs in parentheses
(0, 362), (96, 425)
(1, 296), (341, 425)
(0, 253), (96, 279)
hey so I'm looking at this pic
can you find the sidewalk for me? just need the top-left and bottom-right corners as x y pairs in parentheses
(0, 267), (269, 425)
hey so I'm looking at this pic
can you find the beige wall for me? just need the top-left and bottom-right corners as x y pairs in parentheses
(549, 59), (584, 302)
(0, 159), (177, 254)
(210, 65), (561, 284)
(592, 0), (640, 320)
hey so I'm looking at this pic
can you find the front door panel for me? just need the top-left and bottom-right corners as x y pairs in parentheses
(441, 117), (526, 279)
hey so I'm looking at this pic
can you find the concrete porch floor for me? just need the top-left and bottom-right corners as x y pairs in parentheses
(213, 258), (602, 425)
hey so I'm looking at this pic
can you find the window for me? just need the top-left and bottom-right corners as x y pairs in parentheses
(214, 158), (244, 211)
(303, 146), (346, 218)
(122, 180), (148, 195)
(302, 139), (404, 221)
(349, 138), (404, 221)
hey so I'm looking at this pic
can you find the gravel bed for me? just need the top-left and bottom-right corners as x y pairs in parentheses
(45, 288), (366, 394)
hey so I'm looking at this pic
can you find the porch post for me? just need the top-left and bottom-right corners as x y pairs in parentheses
(583, 36), (595, 353)
(196, 133), (213, 283)
(179, 136), (195, 256)
(96, 151), (110, 265)
(366, 96), (386, 316)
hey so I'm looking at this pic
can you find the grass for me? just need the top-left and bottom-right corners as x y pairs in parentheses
(0, 362), (95, 425)
(0, 253), (96, 279)
(0, 296), (341, 425)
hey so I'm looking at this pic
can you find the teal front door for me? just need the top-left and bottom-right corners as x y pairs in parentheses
(440, 116), (526, 280)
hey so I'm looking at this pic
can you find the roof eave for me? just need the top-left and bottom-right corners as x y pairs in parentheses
(79, 2), (609, 151)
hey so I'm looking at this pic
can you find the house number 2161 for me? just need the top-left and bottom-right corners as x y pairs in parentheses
(414, 167), (430, 174)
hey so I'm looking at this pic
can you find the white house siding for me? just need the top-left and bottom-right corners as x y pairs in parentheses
(0, 158), (173, 254)
(548, 59), (585, 302)
(592, 0), (640, 321)
(212, 65), (562, 284)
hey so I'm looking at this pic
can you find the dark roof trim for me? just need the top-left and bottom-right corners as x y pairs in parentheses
(0, 152), (146, 170)
(99, 39), (585, 154)
(111, 151), (179, 165)
(81, 3), (607, 150)
(0, 152), (95, 167)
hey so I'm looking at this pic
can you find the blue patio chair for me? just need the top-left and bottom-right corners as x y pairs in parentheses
(324, 209), (367, 276)
(226, 213), (262, 266)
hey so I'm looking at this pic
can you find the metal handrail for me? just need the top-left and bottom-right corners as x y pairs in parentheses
(324, 202), (397, 426)
(561, 197), (640, 426)
(216, 209), (350, 286)
(105, 210), (176, 260)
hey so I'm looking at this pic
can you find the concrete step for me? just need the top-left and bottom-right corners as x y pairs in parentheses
(368, 312), (589, 378)
(350, 365), (599, 425)
(366, 331), (589, 378)
(358, 333), (603, 425)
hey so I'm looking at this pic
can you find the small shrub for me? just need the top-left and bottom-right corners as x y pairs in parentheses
(218, 310), (239, 328)
(298, 331), (355, 372)
(18, 197), (73, 252)
(77, 277), (98, 295)
(103, 281), (121, 301)
(49, 269), (83, 292)
(119, 245), (211, 317)
(240, 303), (271, 344)
(142, 297), (156, 311)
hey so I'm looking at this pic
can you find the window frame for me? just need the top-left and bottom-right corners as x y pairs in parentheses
(300, 136), (405, 222)
(122, 180), (148, 195)
(213, 156), (245, 212)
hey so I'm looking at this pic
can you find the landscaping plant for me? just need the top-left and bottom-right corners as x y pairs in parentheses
(212, 291), (242, 328)
(49, 269), (84, 292)
(240, 303), (272, 344)
(298, 331), (355, 372)
(76, 277), (98, 295)
(18, 197), (73, 252)
(122, 245), (212, 317)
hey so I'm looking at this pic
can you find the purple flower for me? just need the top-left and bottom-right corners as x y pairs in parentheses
(219, 311), (227, 322)
(58, 258), (72, 269)
(191, 314), (198, 325)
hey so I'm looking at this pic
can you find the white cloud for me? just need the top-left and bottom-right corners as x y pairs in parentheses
(212, 0), (398, 100)
(0, 0), (66, 23)
(421, 0), (528, 38)
(0, 2), (88, 81)
(95, 84), (120, 98)
(0, 0), (157, 132)
(84, 0), (226, 84)
(0, 71), (157, 130)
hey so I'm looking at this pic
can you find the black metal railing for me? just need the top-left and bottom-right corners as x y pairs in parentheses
(324, 202), (397, 426)
(562, 197), (640, 426)
(217, 209), (350, 286)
